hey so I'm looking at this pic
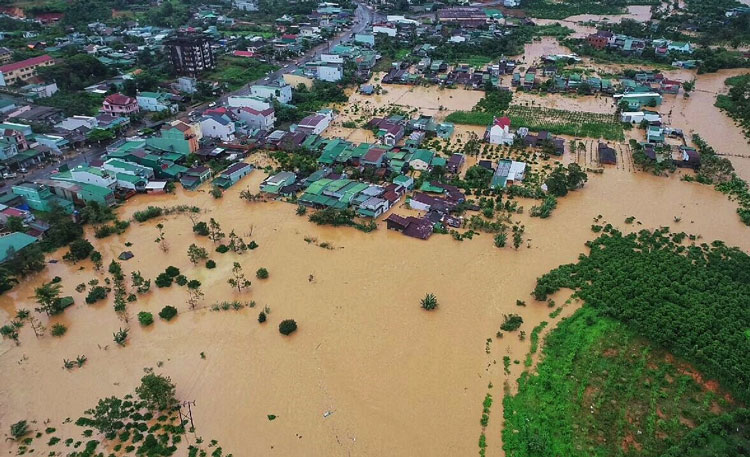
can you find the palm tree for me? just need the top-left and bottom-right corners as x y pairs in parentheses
(420, 293), (438, 311)
(33, 282), (62, 316)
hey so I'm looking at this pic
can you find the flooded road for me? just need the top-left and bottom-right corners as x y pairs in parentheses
(1, 159), (749, 456)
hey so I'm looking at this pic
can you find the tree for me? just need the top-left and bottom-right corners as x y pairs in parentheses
(208, 218), (224, 243)
(420, 293), (439, 310)
(33, 282), (62, 315)
(9, 420), (29, 440)
(565, 163), (588, 190)
(512, 225), (524, 250)
(79, 396), (128, 438)
(5, 216), (24, 232)
(227, 230), (247, 253)
(136, 373), (177, 412)
(187, 244), (208, 264)
(258, 311), (267, 323)
(63, 238), (94, 262)
(494, 232), (507, 248)
(187, 280), (203, 309)
(228, 262), (251, 292)
(545, 168), (569, 197)
(158, 305), (178, 321)
(193, 221), (209, 236)
(279, 319), (297, 335)
(88, 128), (115, 143)
(256, 267), (269, 279)
(90, 250), (103, 270)
(138, 312), (154, 326)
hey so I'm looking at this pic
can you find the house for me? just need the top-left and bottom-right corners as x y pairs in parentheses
(614, 92), (663, 110)
(361, 147), (387, 167)
(101, 158), (154, 181)
(176, 76), (197, 94)
(393, 174), (414, 190)
(212, 162), (253, 189)
(0, 232), (38, 263)
(373, 23), (397, 36)
(409, 149), (434, 171)
(234, 0), (258, 11)
(20, 82), (58, 100)
(491, 159), (526, 188)
(56, 115), (98, 132)
(667, 42), (693, 54)
(647, 125), (665, 144)
(11, 182), (74, 213)
(146, 120), (200, 156)
(102, 93), (139, 115)
(137, 92), (177, 113)
(260, 171), (297, 194)
(0, 55), (55, 86)
(678, 146), (700, 169)
(56, 166), (117, 189)
(486, 116), (514, 145)
(199, 114), (236, 141)
(250, 80), (293, 104)
(180, 166), (212, 189)
(446, 153), (465, 174)
(227, 95), (272, 111)
(297, 110), (333, 135)
(598, 142), (617, 165)
(586, 33), (609, 50)
(385, 214), (433, 240)
(235, 106), (275, 131)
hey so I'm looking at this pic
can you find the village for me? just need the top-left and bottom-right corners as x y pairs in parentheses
(0, 0), (748, 455)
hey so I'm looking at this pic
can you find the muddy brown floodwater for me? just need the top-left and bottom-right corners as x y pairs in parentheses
(1, 157), (749, 456)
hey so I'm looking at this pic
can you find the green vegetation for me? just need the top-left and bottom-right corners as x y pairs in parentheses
(715, 73), (750, 141)
(521, 0), (630, 19)
(545, 163), (589, 197)
(474, 86), (513, 113)
(138, 312), (154, 326)
(85, 286), (108, 304)
(158, 306), (178, 321)
(447, 105), (624, 140)
(201, 56), (278, 91)
(500, 314), (523, 331)
(309, 208), (376, 232)
(689, 135), (750, 225)
(256, 267), (269, 279)
(279, 319), (298, 335)
(133, 206), (163, 223)
(420, 293), (439, 311)
(50, 323), (67, 337)
(533, 226), (750, 402)
(503, 305), (743, 456)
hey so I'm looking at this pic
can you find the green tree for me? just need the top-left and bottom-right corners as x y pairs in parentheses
(136, 373), (177, 412)
(187, 244), (208, 264)
(5, 216), (24, 233)
(63, 238), (94, 262)
(420, 293), (439, 311)
(279, 319), (297, 335)
(228, 262), (251, 292)
(33, 282), (62, 316)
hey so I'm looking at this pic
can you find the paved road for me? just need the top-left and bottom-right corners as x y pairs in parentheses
(0, 2), (377, 194)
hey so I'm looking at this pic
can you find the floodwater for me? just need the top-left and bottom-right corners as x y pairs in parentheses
(1, 154), (749, 456)
(563, 5), (654, 24)
(512, 36), (573, 64)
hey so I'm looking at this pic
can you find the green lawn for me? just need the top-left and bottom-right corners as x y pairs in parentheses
(202, 56), (278, 91)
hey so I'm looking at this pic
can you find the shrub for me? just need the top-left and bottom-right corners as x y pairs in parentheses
(138, 312), (154, 326)
(64, 239), (95, 262)
(193, 221), (209, 236)
(279, 319), (297, 335)
(164, 266), (180, 277)
(215, 244), (229, 254)
(175, 275), (188, 286)
(500, 314), (523, 331)
(133, 206), (163, 223)
(154, 273), (172, 288)
(258, 311), (267, 323)
(210, 187), (223, 199)
(85, 286), (108, 304)
(10, 420), (28, 440)
(256, 267), (269, 279)
(206, 260), (216, 269)
(420, 293), (439, 311)
(158, 306), (178, 321)
(51, 323), (67, 337)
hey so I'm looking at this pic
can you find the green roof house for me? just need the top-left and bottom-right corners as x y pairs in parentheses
(0, 232), (38, 263)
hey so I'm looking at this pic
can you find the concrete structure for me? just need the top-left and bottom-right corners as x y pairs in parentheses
(234, 106), (275, 131)
(212, 162), (253, 189)
(164, 32), (216, 77)
(0, 55), (55, 86)
(227, 95), (272, 111)
(486, 116), (514, 145)
(102, 93), (140, 115)
(137, 92), (177, 113)
(199, 114), (236, 141)
(250, 81), (293, 104)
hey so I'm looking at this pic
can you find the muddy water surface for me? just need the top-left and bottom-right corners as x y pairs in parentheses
(1, 159), (749, 457)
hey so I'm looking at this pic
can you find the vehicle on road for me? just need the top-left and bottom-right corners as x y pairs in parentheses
(19, 167), (27, 173)
(3, 172), (17, 179)
(208, 102), (217, 108)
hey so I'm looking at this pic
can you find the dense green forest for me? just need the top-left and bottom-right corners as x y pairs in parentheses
(532, 226), (750, 402)
(715, 73), (750, 141)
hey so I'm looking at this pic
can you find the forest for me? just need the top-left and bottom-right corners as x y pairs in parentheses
(532, 226), (750, 402)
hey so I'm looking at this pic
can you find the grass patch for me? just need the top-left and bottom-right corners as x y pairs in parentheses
(503, 307), (739, 456)
(202, 56), (278, 91)
(447, 105), (624, 140)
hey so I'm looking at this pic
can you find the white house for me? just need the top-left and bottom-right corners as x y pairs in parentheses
(320, 53), (344, 64)
(620, 111), (662, 124)
(176, 76), (197, 94)
(69, 166), (118, 189)
(503, 0), (520, 7)
(507, 161), (526, 183)
(487, 117), (515, 145)
(233, 0), (258, 10)
(235, 107), (275, 131)
(296, 110), (333, 135)
(136, 92), (177, 113)
(227, 95), (272, 111)
(373, 24), (398, 36)
(667, 42), (693, 54)
(56, 115), (98, 131)
(250, 81), (293, 104)
(315, 64), (342, 82)
(199, 114), (236, 141)
(102, 158), (154, 179)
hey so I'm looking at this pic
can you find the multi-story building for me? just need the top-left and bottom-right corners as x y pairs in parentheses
(0, 55), (55, 86)
(164, 32), (215, 77)
(102, 93), (140, 115)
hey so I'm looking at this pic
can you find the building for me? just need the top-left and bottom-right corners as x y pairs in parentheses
(437, 8), (487, 27)
(486, 116), (514, 145)
(212, 162), (253, 189)
(164, 32), (216, 77)
(146, 120), (200, 156)
(586, 33), (609, 50)
(11, 182), (74, 213)
(598, 142), (617, 165)
(0, 55), (55, 86)
(234, 0), (258, 11)
(137, 92), (178, 113)
(180, 166), (211, 189)
(234, 106), (275, 131)
(297, 110), (333, 135)
(0, 47), (12, 64)
(0, 232), (38, 263)
(491, 160), (526, 188)
(260, 171), (296, 194)
(199, 114), (236, 141)
(102, 93), (139, 115)
(227, 95), (272, 111)
(250, 81), (293, 104)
